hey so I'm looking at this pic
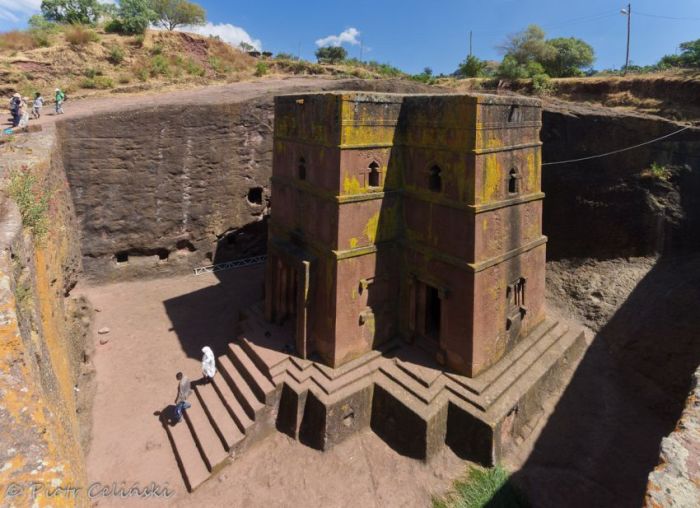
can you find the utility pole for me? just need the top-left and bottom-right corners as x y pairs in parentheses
(469, 30), (473, 57)
(360, 39), (364, 62)
(621, 3), (631, 75)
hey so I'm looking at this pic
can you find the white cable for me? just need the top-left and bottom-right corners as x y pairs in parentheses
(542, 126), (692, 166)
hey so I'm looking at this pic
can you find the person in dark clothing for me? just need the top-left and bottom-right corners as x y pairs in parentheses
(9, 93), (21, 127)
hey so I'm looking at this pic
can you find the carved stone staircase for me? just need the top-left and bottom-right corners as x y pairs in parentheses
(163, 340), (277, 492)
(163, 301), (586, 489)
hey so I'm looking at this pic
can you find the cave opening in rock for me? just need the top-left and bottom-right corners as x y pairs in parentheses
(247, 187), (264, 205)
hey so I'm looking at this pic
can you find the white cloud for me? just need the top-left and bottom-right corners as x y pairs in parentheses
(0, 0), (40, 22)
(175, 22), (262, 51)
(315, 27), (360, 48)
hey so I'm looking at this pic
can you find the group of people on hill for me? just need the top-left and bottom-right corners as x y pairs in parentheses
(7, 88), (65, 129)
(173, 346), (217, 424)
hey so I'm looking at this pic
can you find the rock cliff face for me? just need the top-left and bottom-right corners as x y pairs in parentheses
(58, 98), (274, 282)
(541, 100), (700, 260)
(645, 367), (700, 508)
(0, 126), (91, 507)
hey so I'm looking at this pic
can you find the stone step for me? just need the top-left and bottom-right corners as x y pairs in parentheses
(481, 322), (568, 405)
(165, 416), (210, 492)
(194, 381), (246, 450)
(379, 363), (442, 406)
(228, 343), (276, 401)
(183, 399), (229, 472)
(210, 367), (255, 433)
(217, 355), (265, 420)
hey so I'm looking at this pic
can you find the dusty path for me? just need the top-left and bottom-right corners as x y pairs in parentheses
(4, 77), (341, 129)
(79, 266), (465, 508)
(3, 75), (437, 131)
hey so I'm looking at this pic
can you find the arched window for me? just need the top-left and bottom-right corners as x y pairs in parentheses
(368, 161), (380, 187)
(298, 157), (306, 180)
(508, 169), (519, 194)
(429, 165), (442, 192)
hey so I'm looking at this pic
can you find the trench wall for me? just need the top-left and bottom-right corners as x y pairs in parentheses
(542, 104), (700, 260)
(58, 99), (274, 282)
(0, 127), (92, 506)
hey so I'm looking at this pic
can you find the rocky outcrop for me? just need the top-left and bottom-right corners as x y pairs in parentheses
(646, 367), (700, 508)
(58, 98), (274, 282)
(0, 126), (92, 506)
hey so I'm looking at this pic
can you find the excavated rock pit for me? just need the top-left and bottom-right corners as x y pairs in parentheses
(26, 80), (700, 506)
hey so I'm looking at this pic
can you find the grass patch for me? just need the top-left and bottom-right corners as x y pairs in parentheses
(532, 74), (555, 95)
(132, 34), (145, 47)
(133, 63), (149, 81)
(83, 66), (103, 78)
(433, 466), (529, 508)
(14, 281), (32, 309)
(29, 29), (53, 48)
(183, 57), (205, 76)
(254, 61), (268, 77)
(150, 42), (164, 55)
(65, 25), (99, 46)
(108, 45), (125, 65)
(80, 76), (114, 89)
(150, 54), (170, 77)
(643, 161), (672, 181)
(7, 167), (50, 241)
(0, 30), (39, 51)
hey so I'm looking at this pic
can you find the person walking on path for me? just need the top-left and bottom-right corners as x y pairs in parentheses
(201, 347), (216, 383)
(18, 97), (29, 129)
(32, 92), (44, 119)
(54, 88), (65, 115)
(174, 372), (192, 423)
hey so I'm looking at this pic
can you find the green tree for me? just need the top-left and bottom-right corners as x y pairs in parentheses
(118, 0), (156, 35)
(456, 55), (488, 77)
(150, 0), (206, 31)
(315, 46), (347, 64)
(28, 14), (59, 31)
(658, 39), (700, 68)
(543, 37), (595, 77)
(40, 0), (103, 25)
(499, 24), (554, 65)
(496, 54), (529, 80)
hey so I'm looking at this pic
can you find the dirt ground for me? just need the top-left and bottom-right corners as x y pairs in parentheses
(78, 252), (700, 507)
(79, 265), (466, 508)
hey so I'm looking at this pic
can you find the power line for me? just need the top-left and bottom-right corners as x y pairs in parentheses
(542, 126), (692, 166)
(540, 11), (619, 31)
(635, 11), (700, 21)
(472, 9), (620, 36)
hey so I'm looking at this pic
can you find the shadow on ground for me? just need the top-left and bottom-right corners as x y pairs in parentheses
(162, 265), (265, 360)
(503, 253), (700, 508)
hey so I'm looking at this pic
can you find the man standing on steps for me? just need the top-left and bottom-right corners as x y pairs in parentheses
(174, 372), (192, 423)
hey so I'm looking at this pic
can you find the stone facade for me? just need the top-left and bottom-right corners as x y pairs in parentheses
(265, 92), (545, 377)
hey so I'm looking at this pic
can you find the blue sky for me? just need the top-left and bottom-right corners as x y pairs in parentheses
(2, 0), (700, 74)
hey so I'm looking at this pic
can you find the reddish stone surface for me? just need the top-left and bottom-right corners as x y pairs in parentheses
(266, 92), (545, 377)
